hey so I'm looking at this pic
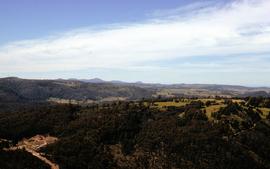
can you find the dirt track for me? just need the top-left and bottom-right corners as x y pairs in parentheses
(7, 135), (59, 169)
(24, 147), (59, 169)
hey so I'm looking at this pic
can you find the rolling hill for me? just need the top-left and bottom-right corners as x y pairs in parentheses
(0, 77), (154, 103)
(0, 77), (270, 103)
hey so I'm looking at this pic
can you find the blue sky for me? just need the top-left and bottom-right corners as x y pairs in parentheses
(0, 0), (270, 86)
(0, 0), (200, 45)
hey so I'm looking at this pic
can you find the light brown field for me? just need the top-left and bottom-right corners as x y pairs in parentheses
(203, 104), (226, 120)
(258, 107), (270, 119)
(153, 101), (189, 108)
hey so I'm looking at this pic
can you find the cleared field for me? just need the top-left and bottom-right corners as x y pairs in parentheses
(204, 104), (226, 120)
(258, 107), (270, 119)
(153, 101), (189, 108)
(197, 98), (216, 102)
(197, 98), (225, 104)
(232, 99), (245, 104)
(151, 99), (269, 122)
(156, 88), (234, 98)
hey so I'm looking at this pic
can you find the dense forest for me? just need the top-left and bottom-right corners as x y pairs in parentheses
(0, 149), (50, 169)
(0, 97), (270, 169)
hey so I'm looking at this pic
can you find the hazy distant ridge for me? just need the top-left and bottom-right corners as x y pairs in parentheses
(0, 77), (269, 103)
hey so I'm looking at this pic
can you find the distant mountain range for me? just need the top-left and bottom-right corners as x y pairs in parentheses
(0, 77), (269, 103)
(78, 78), (142, 84)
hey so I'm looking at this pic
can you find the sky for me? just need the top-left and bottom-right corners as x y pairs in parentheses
(0, 0), (270, 86)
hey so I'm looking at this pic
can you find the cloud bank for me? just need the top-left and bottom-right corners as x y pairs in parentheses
(0, 0), (270, 84)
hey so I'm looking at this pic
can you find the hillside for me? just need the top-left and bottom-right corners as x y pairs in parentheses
(0, 77), (269, 103)
(1, 97), (270, 169)
(0, 77), (154, 103)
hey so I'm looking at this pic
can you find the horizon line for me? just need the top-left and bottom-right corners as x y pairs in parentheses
(1, 76), (270, 88)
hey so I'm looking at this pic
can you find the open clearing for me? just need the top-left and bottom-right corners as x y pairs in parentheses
(153, 101), (189, 108)
(204, 104), (226, 120)
(258, 107), (270, 119)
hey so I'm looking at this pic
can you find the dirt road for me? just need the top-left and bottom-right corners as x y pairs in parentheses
(6, 135), (59, 169)
(24, 147), (59, 169)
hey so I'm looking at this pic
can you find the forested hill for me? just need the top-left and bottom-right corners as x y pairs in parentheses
(0, 77), (154, 102)
(0, 77), (270, 103)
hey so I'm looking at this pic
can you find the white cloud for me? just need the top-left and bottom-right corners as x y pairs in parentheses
(0, 0), (270, 74)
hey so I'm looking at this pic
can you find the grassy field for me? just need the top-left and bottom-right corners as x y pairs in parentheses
(151, 99), (226, 119)
(151, 98), (270, 121)
(203, 104), (226, 120)
(153, 101), (188, 108)
(153, 99), (223, 108)
(258, 107), (270, 119)
(232, 99), (245, 104)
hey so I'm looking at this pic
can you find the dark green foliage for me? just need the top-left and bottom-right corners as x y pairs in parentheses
(247, 97), (264, 107)
(1, 98), (270, 169)
(43, 134), (115, 169)
(0, 140), (11, 149)
(205, 100), (212, 106)
(0, 103), (76, 142)
(213, 102), (242, 118)
(188, 100), (205, 109)
(178, 108), (208, 126)
(0, 150), (50, 169)
(263, 98), (270, 108)
(246, 107), (261, 122)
